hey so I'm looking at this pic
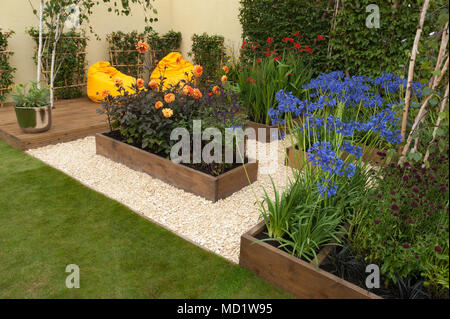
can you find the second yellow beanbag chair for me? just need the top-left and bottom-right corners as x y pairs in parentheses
(87, 61), (136, 103)
(150, 52), (194, 90)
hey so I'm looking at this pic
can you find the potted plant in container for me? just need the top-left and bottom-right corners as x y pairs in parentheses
(12, 81), (51, 133)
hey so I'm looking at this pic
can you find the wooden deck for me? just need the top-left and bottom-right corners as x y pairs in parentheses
(0, 98), (108, 150)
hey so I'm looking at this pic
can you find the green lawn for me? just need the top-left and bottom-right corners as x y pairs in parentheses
(0, 141), (291, 298)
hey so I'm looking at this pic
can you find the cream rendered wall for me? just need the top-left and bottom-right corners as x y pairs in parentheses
(0, 0), (242, 102)
(170, 0), (242, 59)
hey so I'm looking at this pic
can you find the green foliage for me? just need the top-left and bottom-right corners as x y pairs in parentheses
(11, 81), (50, 108)
(28, 28), (87, 99)
(108, 30), (148, 78)
(350, 144), (449, 296)
(148, 30), (182, 63)
(0, 30), (16, 103)
(189, 33), (227, 83)
(329, 0), (447, 78)
(236, 50), (313, 125)
(239, 0), (331, 73)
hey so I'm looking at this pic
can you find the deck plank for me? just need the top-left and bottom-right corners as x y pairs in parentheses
(0, 98), (108, 150)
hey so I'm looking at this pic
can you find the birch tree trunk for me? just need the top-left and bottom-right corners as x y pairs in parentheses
(422, 82), (449, 166)
(399, 56), (449, 164)
(401, 0), (430, 140)
(50, 11), (61, 109)
(37, 0), (44, 88)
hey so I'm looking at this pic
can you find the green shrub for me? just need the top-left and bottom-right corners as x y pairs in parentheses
(239, 0), (331, 74)
(189, 33), (227, 83)
(0, 30), (16, 103)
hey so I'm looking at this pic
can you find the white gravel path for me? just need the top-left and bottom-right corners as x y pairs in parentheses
(26, 136), (294, 263)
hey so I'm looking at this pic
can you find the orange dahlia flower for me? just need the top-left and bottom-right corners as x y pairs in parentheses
(148, 80), (158, 90)
(192, 88), (202, 99)
(221, 75), (228, 83)
(193, 65), (203, 77)
(164, 93), (176, 103)
(155, 101), (164, 109)
(162, 108), (174, 118)
(136, 41), (149, 53)
(212, 85), (221, 95)
(136, 78), (145, 88)
(183, 85), (194, 96)
(222, 66), (229, 73)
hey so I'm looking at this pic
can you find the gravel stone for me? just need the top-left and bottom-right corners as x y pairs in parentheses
(27, 136), (295, 263)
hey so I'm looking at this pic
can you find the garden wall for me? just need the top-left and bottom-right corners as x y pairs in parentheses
(0, 0), (243, 103)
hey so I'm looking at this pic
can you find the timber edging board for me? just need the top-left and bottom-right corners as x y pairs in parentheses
(239, 220), (382, 299)
(95, 133), (258, 202)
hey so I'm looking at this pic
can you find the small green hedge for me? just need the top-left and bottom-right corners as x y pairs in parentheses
(0, 30), (16, 103)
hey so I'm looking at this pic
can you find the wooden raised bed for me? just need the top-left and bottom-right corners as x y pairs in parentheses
(95, 132), (258, 202)
(239, 221), (381, 299)
(245, 117), (303, 142)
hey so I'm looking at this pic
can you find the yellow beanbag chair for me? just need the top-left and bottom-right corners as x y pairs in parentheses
(87, 61), (136, 103)
(150, 52), (194, 90)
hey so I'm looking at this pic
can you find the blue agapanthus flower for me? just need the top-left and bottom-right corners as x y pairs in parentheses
(317, 178), (338, 197)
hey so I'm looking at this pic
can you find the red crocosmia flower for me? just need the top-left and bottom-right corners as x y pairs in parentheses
(287, 73), (292, 76)
(317, 35), (325, 40)
(246, 77), (253, 82)
(305, 45), (312, 53)
(293, 31), (301, 37)
(273, 55), (280, 61)
(294, 43), (301, 49)
(261, 78), (265, 82)
(252, 45), (258, 50)
(267, 37), (274, 44)
(265, 52), (272, 57)
(241, 41), (247, 49)
(251, 80), (256, 84)
(256, 58), (262, 64)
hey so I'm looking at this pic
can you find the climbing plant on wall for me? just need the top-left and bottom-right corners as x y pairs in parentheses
(148, 30), (182, 63)
(0, 30), (16, 104)
(28, 28), (87, 99)
(189, 33), (227, 83)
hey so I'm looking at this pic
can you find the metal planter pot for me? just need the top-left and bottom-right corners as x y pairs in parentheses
(15, 106), (52, 133)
